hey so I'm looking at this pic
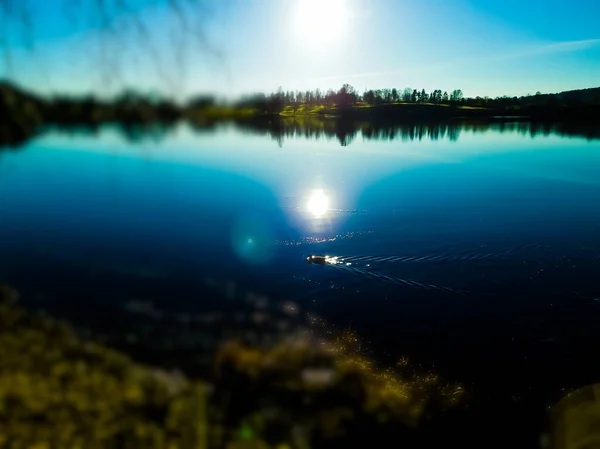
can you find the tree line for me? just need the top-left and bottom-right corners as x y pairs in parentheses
(232, 84), (600, 114)
(234, 84), (465, 112)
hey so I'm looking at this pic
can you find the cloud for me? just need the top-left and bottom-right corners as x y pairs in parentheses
(486, 38), (600, 61)
(301, 64), (445, 85)
(306, 38), (600, 85)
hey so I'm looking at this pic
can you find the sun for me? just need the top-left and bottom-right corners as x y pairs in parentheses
(307, 189), (330, 217)
(292, 0), (350, 46)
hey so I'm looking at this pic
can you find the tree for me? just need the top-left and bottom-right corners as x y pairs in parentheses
(372, 89), (381, 104)
(420, 89), (427, 102)
(450, 89), (463, 103)
(442, 91), (449, 103)
(188, 94), (215, 109)
(290, 91), (299, 114)
(344, 84), (358, 105)
(391, 88), (399, 103)
(382, 88), (392, 103)
(363, 90), (375, 106)
(314, 88), (322, 105)
(266, 86), (284, 113)
(429, 89), (439, 104)
(325, 88), (335, 107)
(402, 88), (412, 102)
(411, 89), (418, 103)
(336, 84), (357, 108)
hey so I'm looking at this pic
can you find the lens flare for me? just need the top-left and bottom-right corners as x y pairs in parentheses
(232, 215), (275, 265)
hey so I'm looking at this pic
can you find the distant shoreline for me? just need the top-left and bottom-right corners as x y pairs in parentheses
(278, 102), (600, 122)
(2, 81), (600, 147)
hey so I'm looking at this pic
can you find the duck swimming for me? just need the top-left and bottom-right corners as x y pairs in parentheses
(306, 254), (328, 265)
(306, 254), (343, 265)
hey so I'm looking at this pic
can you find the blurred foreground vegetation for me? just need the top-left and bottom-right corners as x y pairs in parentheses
(0, 284), (466, 448)
(0, 284), (208, 449)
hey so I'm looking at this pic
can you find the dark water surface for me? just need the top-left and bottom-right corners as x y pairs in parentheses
(2, 121), (600, 411)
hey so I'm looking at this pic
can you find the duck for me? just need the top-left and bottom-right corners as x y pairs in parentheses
(306, 254), (328, 265)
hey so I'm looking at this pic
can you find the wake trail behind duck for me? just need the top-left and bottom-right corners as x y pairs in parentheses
(332, 263), (478, 297)
(338, 243), (553, 264)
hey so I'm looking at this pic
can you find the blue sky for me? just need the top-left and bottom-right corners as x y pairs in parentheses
(1, 0), (599, 99)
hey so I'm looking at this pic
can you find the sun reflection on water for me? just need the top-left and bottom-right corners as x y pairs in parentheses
(307, 189), (330, 217)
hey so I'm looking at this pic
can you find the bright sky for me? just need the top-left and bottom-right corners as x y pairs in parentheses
(2, 0), (600, 99)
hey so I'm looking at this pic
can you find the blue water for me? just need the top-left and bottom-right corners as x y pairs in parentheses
(2, 123), (600, 388)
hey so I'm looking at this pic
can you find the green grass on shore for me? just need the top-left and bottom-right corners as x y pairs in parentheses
(278, 102), (487, 118)
(280, 105), (329, 117)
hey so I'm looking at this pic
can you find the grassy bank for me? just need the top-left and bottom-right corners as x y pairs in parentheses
(277, 101), (599, 121)
(279, 102), (486, 117)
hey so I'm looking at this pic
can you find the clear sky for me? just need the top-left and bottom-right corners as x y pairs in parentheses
(1, 0), (599, 99)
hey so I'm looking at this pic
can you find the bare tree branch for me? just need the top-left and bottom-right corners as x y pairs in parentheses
(0, 0), (226, 96)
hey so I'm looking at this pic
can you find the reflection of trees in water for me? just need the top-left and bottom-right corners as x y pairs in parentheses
(118, 123), (173, 144)
(258, 120), (465, 145)
(335, 120), (357, 146)
(483, 121), (600, 141)
(41, 122), (177, 144)
(235, 117), (359, 147)
(232, 119), (600, 147)
(91, 120), (600, 146)
(3, 118), (600, 149)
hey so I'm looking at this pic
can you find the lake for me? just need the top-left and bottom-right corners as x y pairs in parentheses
(1, 120), (600, 411)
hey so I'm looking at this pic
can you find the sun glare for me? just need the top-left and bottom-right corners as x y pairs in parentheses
(307, 189), (330, 217)
(293, 0), (350, 46)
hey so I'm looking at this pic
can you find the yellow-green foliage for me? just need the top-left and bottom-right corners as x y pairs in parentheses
(0, 284), (465, 449)
(326, 332), (464, 424)
(0, 285), (208, 449)
(279, 102), (461, 118)
(457, 105), (488, 110)
(280, 105), (329, 117)
(215, 330), (465, 429)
